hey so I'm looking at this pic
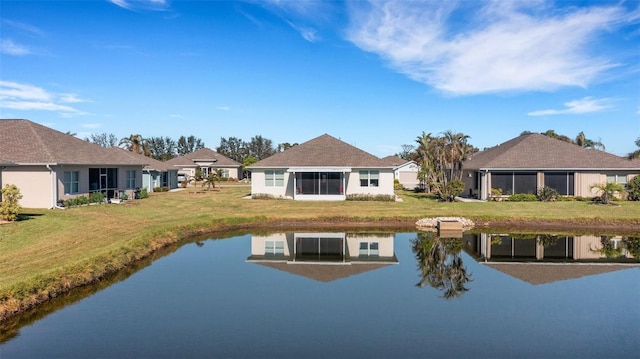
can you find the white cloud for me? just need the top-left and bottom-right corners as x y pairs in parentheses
(1, 39), (31, 56)
(216, 106), (230, 111)
(80, 123), (102, 129)
(528, 97), (614, 116)
(2, 20), (45, 37)
(347, 1), (634, 95)
(169, 114), (184, 118)
(287, 21), (320, 42)
(0, 81), (87, 116)
(110, 0), (169, 11)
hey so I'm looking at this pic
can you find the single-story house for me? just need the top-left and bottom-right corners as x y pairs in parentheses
(0, 119), (147, 208)
(247, 134), (395, 200)
(247, 232), (398, 282)
(164, 148), (243, 181)
(381, 155), (420, 189)
(462, 133), (640, 200)
(108, 147), (179, 192)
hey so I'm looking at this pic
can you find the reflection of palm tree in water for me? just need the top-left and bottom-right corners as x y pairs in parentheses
(412, 232), (472, 299)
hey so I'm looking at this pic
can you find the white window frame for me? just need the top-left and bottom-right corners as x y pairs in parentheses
(359, 170), (379, 187)
(606, 174), (628, 185)
(359, 242), (379, 257)
(265, 240), (285, 256)
(63, 171), (79, 194)
(265, 170), (284, 187)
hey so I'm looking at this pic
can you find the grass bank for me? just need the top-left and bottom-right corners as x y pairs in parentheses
(1, 185), (639, 322)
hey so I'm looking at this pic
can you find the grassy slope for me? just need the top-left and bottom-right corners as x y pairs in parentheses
(1, 185), (639, 320)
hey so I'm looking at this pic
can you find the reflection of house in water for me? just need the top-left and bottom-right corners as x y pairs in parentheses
(247, 233), (398, 282)
(463, 233), (639, 285)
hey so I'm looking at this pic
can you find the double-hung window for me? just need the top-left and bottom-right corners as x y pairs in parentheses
(63, 171), (79, 194)
(607, 174), (628, 185)
(265, 170), (284, 187)
(359, 242), (379, 257)
(265, 240), (285, 256)
(126, 170), (136, 189)
(359, 170), (379, 187)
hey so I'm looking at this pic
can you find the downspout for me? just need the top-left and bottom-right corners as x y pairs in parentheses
(46, 164), (59, 209)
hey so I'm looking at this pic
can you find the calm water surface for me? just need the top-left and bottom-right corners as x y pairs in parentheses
(1, 231), (639, 358)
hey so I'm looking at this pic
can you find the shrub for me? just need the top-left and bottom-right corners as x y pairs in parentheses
(139, 188), (149, 199)
(89, 191), (105, 204)
(0, 184), (23, 221)
(537, 186), (559, 202)
(394, 179), (403, 190)
(64, 195), (90, 207)
(346, 194), (396, 201)
(627, 176), (640, 201)
(252, 193), (277, 200)
(508, 193), (537, 202)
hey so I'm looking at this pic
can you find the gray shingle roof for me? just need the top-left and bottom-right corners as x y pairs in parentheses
(164, 148), (241, 167)
(380, 155), (409, 167)
(249, 134), (390, 168)
(106, 147), (174, 171)
(464, 133), (640, 170)
(0, 119), (148, 165)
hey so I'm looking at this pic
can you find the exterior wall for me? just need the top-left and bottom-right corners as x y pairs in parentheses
(345, 169), (395, 197)
(395, 162), (420, 189)
(3, 166), (53, 208)
(576, 172), (604, 197)
(250, 169), (291, 199)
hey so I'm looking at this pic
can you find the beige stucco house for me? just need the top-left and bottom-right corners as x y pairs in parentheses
(463, 133), (640, 200)
(381, 155), (420, 190)
(109, 147), (179, 192)
(164, 148), (242, 181)
(0, 119), (147, 208)
(247, 134), (395, 200)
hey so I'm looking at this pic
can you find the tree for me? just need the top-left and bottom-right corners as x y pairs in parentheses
(147, 136), (177, 161)
(177, 135), (205, 156)
(590, 182), (626, 204)
(217, 137), (247, 163)
(85, 133), (118, 147)
(575, 131), (605, 150)
(628, 137), (640, 159)
(242, 155), (258, 179)
(247, 135), (276, 160)
(626, 175), (640, 201)
(415, 130), (473, 201)
(398, 144), (416, 161)
(0, 184), (23, 221)
(277, 142), (297, 152)
(119, 134), (150, 156)
(412, 232), (472, 299)
(201, 169), (224, 190)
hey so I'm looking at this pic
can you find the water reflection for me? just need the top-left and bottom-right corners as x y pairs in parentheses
(412, 232), (472, 299)
(466, 233), (640, 262)
(464, 232), (639, 286)
(246, 232), (398, 282)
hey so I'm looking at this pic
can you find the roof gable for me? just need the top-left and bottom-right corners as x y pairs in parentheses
(249, 134), (389, 168)
(166, 148), (241, 167)
(0, 119), (147, 165)
(464, 133), (639, 170)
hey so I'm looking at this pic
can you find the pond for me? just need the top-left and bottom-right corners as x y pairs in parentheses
(1, 231), (639, 358)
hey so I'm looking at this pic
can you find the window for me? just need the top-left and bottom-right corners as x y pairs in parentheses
(126, 170), (136, 189)
(296, 172), (343, 195)
(265, 241), (285, 257)
(265, 170), (284, 187)
(544, 172), (574, 195)
(359, 242), (379, 257)
(63, 171), (79, 194)
(491, 172), (536, 195)
(359, 170), (379, 187)
(607, 174), (628, 185)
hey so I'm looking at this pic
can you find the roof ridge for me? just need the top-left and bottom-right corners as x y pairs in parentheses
(27, 121), (55, 163)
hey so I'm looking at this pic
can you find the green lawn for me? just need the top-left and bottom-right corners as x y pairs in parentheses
(1, 185), (639, 321)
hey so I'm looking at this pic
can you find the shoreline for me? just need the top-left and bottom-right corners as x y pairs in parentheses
(1, 216), (639, 324)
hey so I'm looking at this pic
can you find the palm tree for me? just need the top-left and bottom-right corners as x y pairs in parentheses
(590, 182), (626, 204)
(628, 137), (640, 159)
(119, 134), (151, 156)
(575, 131), (605, 150)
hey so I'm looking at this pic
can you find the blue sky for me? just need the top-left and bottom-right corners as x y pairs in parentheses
(1, 0), (639, 157)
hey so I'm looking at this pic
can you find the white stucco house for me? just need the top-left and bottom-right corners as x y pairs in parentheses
(247, 134), (395, 200)
(164, 148), (243, 181)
